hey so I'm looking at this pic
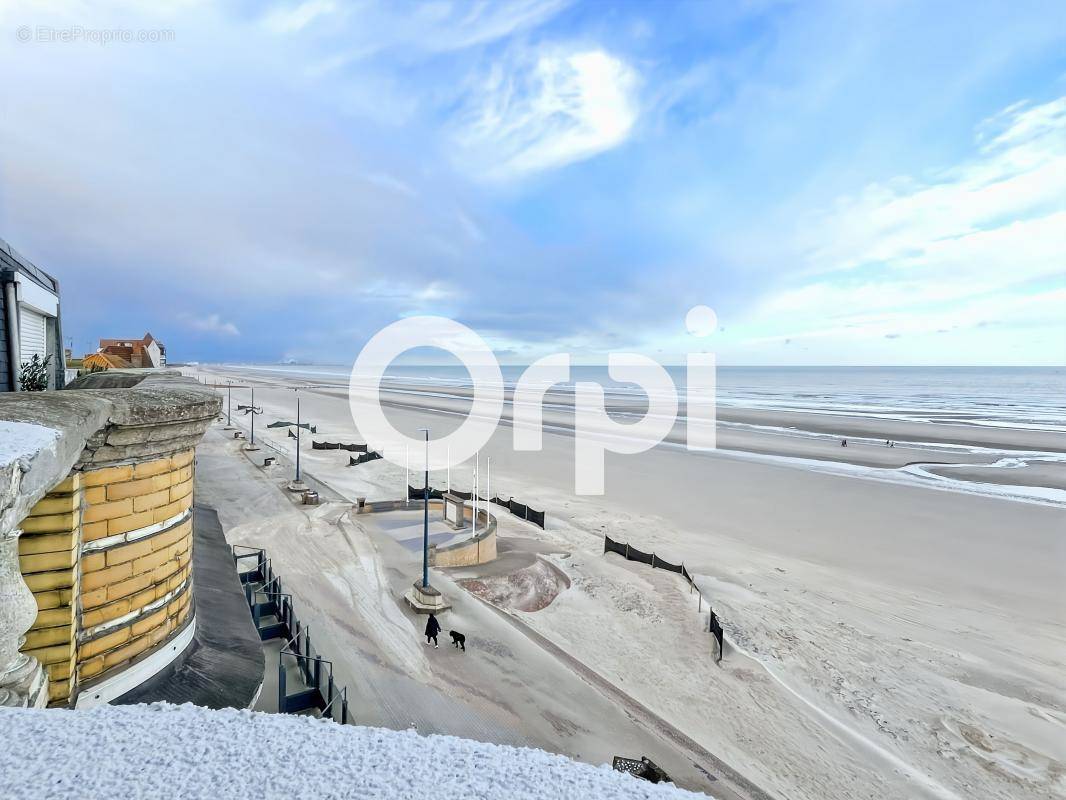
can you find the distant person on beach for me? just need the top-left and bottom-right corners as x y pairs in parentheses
(841, 439), (847, 447)
(425, 613), (441, 648)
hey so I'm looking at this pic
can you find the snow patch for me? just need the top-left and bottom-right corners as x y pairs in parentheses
(0, 420), (60, 469)
(0, 703), (711, 799)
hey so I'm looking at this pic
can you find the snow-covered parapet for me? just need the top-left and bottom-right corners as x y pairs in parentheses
(0, 703), (712, 799)
(0, 419), (78, 710)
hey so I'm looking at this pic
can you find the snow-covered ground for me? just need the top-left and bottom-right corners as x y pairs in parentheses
(193, 429), (745, 797)
(0, 703), (708, 800)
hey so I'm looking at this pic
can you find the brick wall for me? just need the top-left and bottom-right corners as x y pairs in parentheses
(18, 474), (81, 704)
(18, 450), (197, 705)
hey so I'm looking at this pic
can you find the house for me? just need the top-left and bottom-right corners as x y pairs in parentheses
(82, 352), (133, 370)
(96, 332), (166, 368)
(0, 236), (65, 391)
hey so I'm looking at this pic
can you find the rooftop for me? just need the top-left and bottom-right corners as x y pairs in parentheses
(0, 235), (60, 294)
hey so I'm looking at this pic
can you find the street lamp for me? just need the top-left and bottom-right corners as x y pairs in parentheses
(403, 426), (449, 614)
(287, 390), (307, 492)
(418, 428), (429, 589)
(295, 392), (302, 483)
(245, 387), (262, 451)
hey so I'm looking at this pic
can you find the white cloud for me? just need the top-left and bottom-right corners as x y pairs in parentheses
(753, 95), (1066, 345)
(363, 172), (417, 198)
(748, 287), (1066, 348)
(455, 209), (486, 243)
(181, 313), (240, 336)
(455, 49), (640, 180)
(798, 96), (1066, 280)
(278, 0), (569, 71)
(262, 0), (338, 34)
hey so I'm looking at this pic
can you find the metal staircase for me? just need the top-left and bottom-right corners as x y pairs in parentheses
(233, 546), (349, 723)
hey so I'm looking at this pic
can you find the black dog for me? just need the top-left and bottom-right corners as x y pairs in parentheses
(449, 630), (466, 651)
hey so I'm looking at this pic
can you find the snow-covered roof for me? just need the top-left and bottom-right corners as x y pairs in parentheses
(0, 703), (710, 800)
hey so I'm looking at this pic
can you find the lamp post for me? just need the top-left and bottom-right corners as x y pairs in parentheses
(418, 428), (429, 589)
(295, 392), (301, 483)
(245, 387), (261, 451)
(402, 425), (448, 614)
(286, 391), (308, 492)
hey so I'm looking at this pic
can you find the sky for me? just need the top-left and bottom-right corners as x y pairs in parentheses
(0, 0), (1064, 366)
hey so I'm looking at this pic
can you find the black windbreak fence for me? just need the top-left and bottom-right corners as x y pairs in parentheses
(268, 421), (316, 432)
(407, 485), (445, 500)
(410, 486), (546, 529)
(348, 451), (382, 466)
(312, 441), (369, 452)
(604, 534), (723, 663)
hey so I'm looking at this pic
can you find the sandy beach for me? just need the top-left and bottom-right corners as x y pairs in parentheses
(189, 364), (1066, 800)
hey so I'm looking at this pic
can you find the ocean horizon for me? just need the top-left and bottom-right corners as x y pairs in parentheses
(205, 363), (1066, 430)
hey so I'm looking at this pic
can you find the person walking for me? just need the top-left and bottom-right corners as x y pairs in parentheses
(425, 613), (441, 648)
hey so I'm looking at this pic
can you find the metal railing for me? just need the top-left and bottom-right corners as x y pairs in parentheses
(232, 545), (351, 723)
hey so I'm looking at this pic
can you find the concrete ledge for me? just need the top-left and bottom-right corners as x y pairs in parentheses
(0, 370), (221, 532)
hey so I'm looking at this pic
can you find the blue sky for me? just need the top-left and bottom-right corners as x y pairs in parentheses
(1, 0), (1063, 365)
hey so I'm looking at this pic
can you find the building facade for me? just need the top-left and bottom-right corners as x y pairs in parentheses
(0, 237), (65, 392)
(96, 333), (166, 369)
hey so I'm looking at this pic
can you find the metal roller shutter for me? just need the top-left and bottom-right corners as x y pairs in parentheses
(19, 306), (48, 366)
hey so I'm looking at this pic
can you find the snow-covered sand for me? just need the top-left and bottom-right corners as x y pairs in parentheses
(194, 430), (752, 798)
(0, 703), (709, 800)
(189, 366), (1066, 800)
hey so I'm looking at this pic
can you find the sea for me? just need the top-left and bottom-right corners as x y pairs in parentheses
(213, 364), (1065, 432)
